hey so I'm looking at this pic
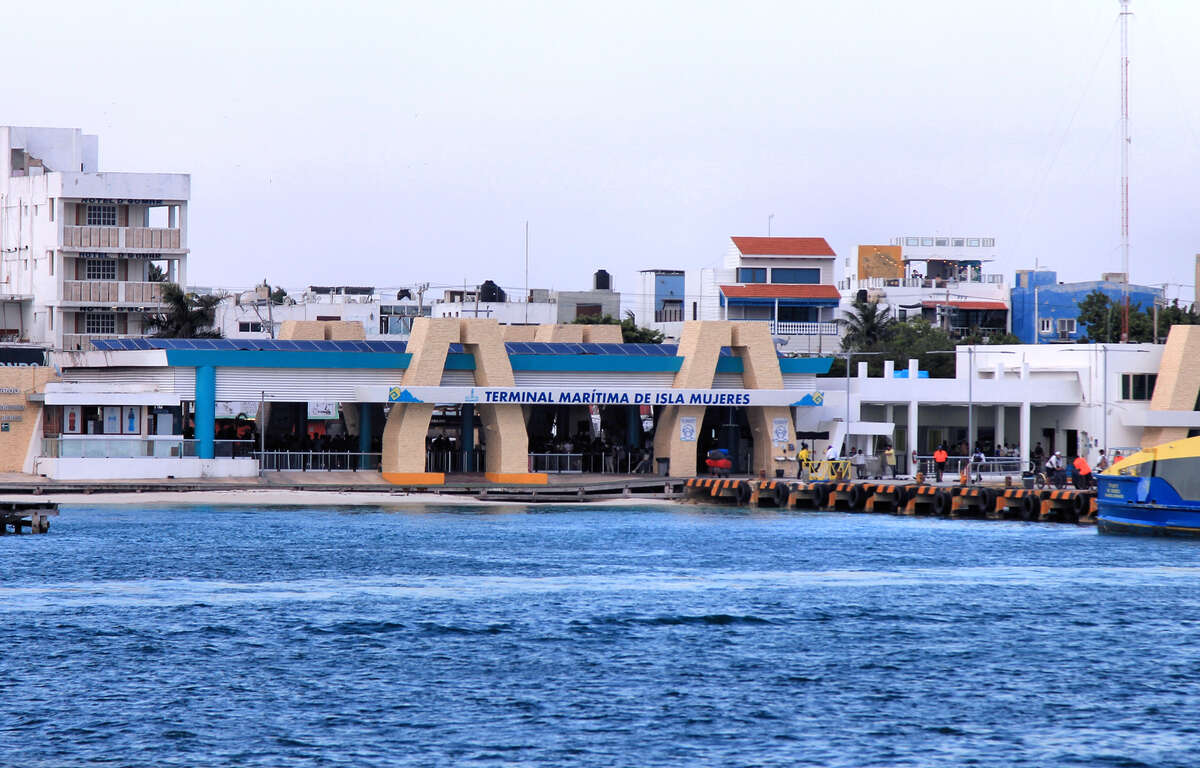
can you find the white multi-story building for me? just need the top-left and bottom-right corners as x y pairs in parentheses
(0, 126), (189, 350)
(841, 235), (1010, 339)
(699, 236), (842, 352)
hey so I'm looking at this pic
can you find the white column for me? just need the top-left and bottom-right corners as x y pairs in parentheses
(909, 400), (919, 473)
(994, 404), (1005, 450)
(1020, 400), (1031, 471)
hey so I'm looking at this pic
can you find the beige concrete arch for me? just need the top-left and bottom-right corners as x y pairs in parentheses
(381, 317), (546, 485)
(653, 321), (797, 477)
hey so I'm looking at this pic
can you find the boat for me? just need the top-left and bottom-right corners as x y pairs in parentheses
(1096, 435), (1200, 536)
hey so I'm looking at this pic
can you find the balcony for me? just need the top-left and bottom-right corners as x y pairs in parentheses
(62, 281), (166, 305)
(768, 321), (839, 336)
(62, 226), (183, 251)
(840, 274), (1005, 290)
(654, 308), (684, 322)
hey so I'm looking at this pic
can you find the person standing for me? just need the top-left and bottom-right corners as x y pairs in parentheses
(852, 448), (867, 479)
(797, 443), (810, 480)
(884, 444), (896, 478)
(933, 444), (948, 483)
(1096, 449), (1109, 472)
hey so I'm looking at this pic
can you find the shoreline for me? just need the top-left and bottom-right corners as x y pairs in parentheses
(0, 489), (680, 508)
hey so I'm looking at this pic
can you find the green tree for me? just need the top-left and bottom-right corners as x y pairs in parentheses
(147, 262), (167, 282)
(840, 299), (893, 352)
(571, 311), (665, 344)
(144, 284), (224, 338)
(830, 315), (957, 378)
(1077, 290), (1155, 343)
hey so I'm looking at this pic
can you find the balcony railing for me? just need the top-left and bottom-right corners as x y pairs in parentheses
(62, 333), (138, 352)
(949, 326), (1008, 339)
(42, 437), (255, 459)
(767, 321), (839, 336)
(62, 280), (165, 304)
(654, 308), (684, 323)
(62, 226), (182, 250)
(840, 274), (1006, 290)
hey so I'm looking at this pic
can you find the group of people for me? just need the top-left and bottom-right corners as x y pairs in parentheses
(794, 442), (898, 480)
(1030, 442), (1121, 489)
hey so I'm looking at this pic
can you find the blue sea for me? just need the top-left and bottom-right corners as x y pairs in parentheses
(2, 503), (1199, 767)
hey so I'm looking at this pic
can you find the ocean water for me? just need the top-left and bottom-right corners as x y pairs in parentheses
(1, 504), (1199, 767)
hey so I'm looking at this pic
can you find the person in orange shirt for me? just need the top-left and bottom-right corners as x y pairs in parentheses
(933, 445), (949, 482)
(1072, 455), (1093, 489)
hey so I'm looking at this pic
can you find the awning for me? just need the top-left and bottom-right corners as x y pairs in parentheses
(44, 384), (180, 406)
(720, 284), (841, 300)
(920, 300), (1008, 311)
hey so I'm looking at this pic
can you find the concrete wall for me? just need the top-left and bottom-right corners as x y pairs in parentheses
(37, 457), (258, 480)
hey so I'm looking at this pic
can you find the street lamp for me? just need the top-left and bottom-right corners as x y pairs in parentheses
(928, 346), (1015, 454)
(1060, 345), (1148, 459)
(835, 351), (879, 457)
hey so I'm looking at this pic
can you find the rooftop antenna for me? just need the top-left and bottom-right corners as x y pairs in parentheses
(1120, 0), (1132, 342)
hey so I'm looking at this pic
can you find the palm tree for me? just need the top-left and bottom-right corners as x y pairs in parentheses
(841, 298), (893, 352)
(144, 283), (224, 338)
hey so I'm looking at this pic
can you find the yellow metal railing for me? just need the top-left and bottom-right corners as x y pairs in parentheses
(801, 459), (851, 481)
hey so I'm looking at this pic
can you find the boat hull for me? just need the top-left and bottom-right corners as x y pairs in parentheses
(1096, 472), (1200, 537)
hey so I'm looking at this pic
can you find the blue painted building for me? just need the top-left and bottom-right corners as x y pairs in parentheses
(638, 269), (687, 323)
(1011, 270), (1162, 343)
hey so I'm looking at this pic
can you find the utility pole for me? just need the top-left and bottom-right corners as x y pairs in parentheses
(1119, 0), (1132, 342)
(524, 221), (530, 324)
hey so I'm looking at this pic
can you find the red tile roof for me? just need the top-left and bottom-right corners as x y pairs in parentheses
(720, 284), (841, 300)
(921, 300), (1008, 311)
(731, 237), (836, 256)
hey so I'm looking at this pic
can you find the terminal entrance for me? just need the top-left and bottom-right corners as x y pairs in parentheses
(696, 406), (754, 475)
(524, 403), (653, 474)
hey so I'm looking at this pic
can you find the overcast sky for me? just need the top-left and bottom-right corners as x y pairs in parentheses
(6, 0), (1198, 303)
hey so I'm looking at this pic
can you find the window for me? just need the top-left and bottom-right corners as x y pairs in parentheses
(967, 238), (980, 247)
(85, 259), (117, 280)
(771, 267), (820, 284)
(692, 301), (697, 320)
(48, 251), (53, 276)
(920, 237), (934, 246)
(1121, 373), (1157, 401)
(934, 237), (948, 247)
(1057, 318), (1077, 337)
(238, 321), (263, 333)
(86, 204), (116, 226)
(905, 237), (919, 246)
(982, 238), (995, 247)
(575, 303), (603, 319)
(737, 267), (766, 283)
(952, 238), (965, 247)
(48, 198), (54, 222)
(1039, 318), (1052, 334)
(85, 312), (116, 335)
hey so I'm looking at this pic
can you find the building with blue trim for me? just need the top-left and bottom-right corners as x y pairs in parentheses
(1011, 270), (1162, 343)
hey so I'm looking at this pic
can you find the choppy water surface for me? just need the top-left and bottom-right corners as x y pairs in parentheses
(2, 505), (1199, 767)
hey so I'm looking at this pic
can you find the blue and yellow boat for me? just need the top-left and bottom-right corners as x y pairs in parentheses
(1097, 435), (1200, 536)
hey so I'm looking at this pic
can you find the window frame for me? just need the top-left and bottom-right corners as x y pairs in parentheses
(86, 204), (117, 227)
(84, 259), (118, 281)
(736, 267), (767, 283)
(85, 312), (117, 335)
(1038, 318), (1052, 334)
(770, 267), (820, 284)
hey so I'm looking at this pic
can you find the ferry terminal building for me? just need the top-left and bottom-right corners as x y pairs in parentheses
(35, 319), (831, 482)
(23, 320), (1200, 482)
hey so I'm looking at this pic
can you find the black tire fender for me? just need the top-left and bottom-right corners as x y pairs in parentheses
(932, 491), (950, 516)
(736, 482), (752, 505)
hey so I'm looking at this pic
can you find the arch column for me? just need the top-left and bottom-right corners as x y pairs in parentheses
(381, 318), (460, 484)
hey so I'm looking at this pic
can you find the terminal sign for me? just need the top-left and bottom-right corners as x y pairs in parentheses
(372, 386), (824, 408)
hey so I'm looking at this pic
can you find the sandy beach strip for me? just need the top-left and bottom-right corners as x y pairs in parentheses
(0, 489), (678, 508)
